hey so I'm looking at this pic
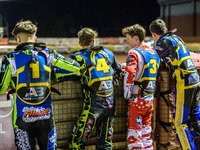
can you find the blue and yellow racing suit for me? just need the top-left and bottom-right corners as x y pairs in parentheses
(156, 32), (200, 150)
(0, 42), (80, 150)
(68, 46), (122, 150)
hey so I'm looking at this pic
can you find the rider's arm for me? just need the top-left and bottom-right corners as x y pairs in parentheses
(124, 50), (138, 99)
(125, 51), (138, 85)
(111, 54), (123, 79)
(0, 56), (12, 94)
(52, 50), (80, 80)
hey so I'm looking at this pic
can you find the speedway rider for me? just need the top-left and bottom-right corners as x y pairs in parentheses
(0, 20), (80, 150)
(68, 28), (122, 150)
(150, 19), (200, 150)
(122, 24), (160, 150)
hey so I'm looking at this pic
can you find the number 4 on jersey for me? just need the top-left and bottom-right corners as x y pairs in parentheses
(96, 58), (110, 73)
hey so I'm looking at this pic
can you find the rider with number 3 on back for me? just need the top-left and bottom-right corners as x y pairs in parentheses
(68, 28), (122, 150)
(122, 24), (160, 150)
(0, 20), (80, 150)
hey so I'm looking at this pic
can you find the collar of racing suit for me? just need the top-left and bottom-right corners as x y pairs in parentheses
(15, 42), (47, 51)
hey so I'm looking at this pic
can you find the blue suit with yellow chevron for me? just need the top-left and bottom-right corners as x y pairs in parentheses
(0, 42), (80, 150)
(68, 46), (122, 150)
(156, 32), (200, 150)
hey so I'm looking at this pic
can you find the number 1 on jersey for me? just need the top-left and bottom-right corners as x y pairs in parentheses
(29, 61), (40, 78)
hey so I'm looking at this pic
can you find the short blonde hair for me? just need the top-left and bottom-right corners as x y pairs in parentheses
(12, 20), (37, 36)
(122, 24), (146, 42)
(78, 28), (98, 46)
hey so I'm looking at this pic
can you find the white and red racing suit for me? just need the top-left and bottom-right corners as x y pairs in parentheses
(124, 45), (160, 150)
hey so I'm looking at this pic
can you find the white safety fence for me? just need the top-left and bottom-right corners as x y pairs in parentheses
(0, 94), (16, 150)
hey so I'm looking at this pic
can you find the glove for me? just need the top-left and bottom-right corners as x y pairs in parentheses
(120, 63), (126, 73)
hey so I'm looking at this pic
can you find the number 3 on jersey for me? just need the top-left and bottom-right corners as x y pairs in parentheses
(150, 59), (157, 74)
(96, 58), (110, 73)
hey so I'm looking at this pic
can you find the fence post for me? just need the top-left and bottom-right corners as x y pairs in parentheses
(158, 69), (170, 149)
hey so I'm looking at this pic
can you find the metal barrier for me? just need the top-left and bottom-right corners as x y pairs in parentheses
(51, 79), (127, 149)
(51, 71), (180, 150)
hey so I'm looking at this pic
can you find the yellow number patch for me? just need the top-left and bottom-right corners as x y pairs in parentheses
(150, 59), (157, 74)
(96, 58), (110, 73)
(29, 61), (40, 78)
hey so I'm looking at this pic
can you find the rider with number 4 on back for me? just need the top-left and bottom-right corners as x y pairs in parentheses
(122, 24), (160, 150)
(68, 28), (122, 150)
(0, 20), (80, 150)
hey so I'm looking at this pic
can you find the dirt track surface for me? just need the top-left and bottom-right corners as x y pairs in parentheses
(114, 54), (127, 63)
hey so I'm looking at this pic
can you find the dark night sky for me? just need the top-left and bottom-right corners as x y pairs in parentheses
(0, 0), (160, 37)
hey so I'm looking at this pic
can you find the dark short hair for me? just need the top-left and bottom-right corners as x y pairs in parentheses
(149, 19), (167, 35)
(12, 20), (37, 36)
(122, 24), (146, 42)
(78, 28), (98, 46)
